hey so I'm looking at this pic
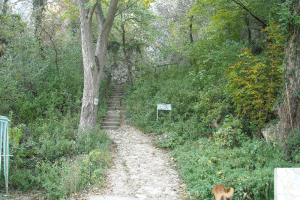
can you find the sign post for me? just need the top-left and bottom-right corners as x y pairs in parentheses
(157, 103), (172, 120)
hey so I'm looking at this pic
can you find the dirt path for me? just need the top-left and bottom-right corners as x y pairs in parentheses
(89, 123), (186, 200)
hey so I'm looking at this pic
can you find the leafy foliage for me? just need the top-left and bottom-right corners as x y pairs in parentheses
(227, 23), (284, 131)
(1, 0), (299, 199)
(0, 20), (84, 124)
(1, 110), (112, 198)
(125, 62), (298, 199)
(124, 19), (293, 200)
(285, 129), (300, 162)
(172, 139), (293, 199)
(213, 114), (250, 148)
(0, 10), (113, 198)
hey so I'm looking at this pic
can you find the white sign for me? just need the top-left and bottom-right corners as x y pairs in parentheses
(94, 98), (99, 105)
(157, 103), (172, 120)
(274, 168), (300, 199)
(157, 104), (172, 110)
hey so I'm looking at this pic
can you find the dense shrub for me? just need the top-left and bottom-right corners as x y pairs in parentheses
(172, 139), (293, 199)
(1, 112), (112, 198)
(226, 23), (284, 132)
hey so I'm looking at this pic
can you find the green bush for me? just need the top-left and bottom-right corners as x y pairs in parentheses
(213, 115), (250, 148)
(0, 24), (83, 124)
(285, 129), (300, 162)
(2, 113), (112, 198)
(172, 139), (294, 199)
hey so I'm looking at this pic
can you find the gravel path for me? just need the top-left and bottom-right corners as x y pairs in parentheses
(89, 123), (186, 200)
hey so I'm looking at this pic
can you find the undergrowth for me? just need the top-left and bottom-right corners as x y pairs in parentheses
(125, 65), (299, 200)
(0, 14), (113, 199)
(1, 109), (112, 199)
(172, 139), (291, 199)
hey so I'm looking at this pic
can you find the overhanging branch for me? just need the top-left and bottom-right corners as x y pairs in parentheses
(231, 0), (267, 28)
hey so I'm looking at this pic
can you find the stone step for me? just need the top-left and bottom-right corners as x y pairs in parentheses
(107, 108), (122, 111)
(108, 106), (121, 109)
(109, 102), (120, 105)
(113, 85), (123, 87)
(110, 95), (123, 98)
(109, 101), (121, 104)
(101, 126), (119, 130)
(108, 101), (121, 104)
(102, 118), (120, 122)
(105, 115), (121, 119)
(112, 90), (123, 93)
(101, 84), (124, 130)
(111, 90), (123, 92)
(103, 119), (120, 123)
(110, 94), (122, 96)
(106, 110), (122, 113)
(102, 120), (120, 124)
(109, 98), (121, 101)
(109, 101), (120, 104)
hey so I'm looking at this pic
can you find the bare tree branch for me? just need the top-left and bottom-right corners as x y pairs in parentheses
(231, 0), (267, 28)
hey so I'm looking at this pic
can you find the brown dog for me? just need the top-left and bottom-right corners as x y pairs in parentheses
(212, 184), (234, 200)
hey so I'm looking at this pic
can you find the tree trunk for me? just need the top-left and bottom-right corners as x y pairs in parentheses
(189, 16), (194, 44)
(189, 15), (196, 67)
(245, 14), (251, 46)
(77, 0), (118, 130)
(77, 0), (99, 130)
(121, 19), (133, 85)
(277, 1), (300, 144)
(32, 0), (46, 58)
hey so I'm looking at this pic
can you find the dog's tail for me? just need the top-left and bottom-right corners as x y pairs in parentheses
(223, 187), (234, 199)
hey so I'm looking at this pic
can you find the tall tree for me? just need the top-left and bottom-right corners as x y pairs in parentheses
(78, 0), (151, 130)
(77, 0), (118, 130)
(277, 0), (300, 144)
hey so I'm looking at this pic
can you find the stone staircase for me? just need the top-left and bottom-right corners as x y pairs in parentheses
(101, 85), (124, 130)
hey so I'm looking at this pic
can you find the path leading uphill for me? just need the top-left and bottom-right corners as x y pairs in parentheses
(89, 85), (187, 200)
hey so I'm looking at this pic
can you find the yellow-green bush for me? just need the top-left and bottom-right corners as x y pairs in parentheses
(227, 23), (284, 131)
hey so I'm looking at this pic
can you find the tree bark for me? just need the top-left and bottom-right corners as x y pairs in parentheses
(189, 16), (194, 44)
(121, 16), (133, 85)
(77, 0), (118, 130)
(277, 1), (300, 144)
(32, 0), (46, 58)
(245, 14), (251, 46)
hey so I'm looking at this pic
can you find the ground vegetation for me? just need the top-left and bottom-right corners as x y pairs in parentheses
(124, 0), (300, 199)
(1, 0), (300, 199)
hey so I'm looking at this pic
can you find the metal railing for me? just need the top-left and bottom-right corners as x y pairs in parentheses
(0, 116), (11, 194)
